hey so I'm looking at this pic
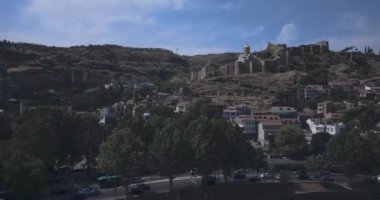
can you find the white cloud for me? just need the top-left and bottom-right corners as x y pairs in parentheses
(220, 2), (239, 10)
(339, 13), (369, 31)
(276, 23), (298, 44)
(242, 26), (264, 38)
(22, 0), (189, 38)
(327, 13), (380, 53)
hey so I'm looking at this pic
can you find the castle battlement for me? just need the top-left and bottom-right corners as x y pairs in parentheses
(190, 41), (329, 82)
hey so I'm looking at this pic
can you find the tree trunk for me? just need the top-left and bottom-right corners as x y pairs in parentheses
(169, 176), (174, 191)
(223, 173), (228, 183)
(86, 151), (90, 174)
(125, 184), (129, 200)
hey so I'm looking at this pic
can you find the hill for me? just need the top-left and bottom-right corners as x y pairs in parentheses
(1, 40), (380, 106)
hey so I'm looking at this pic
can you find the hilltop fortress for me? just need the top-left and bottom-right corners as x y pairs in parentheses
(190, 41), (329, 81)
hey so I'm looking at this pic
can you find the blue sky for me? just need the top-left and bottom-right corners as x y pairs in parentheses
(1, 0), (380, 55)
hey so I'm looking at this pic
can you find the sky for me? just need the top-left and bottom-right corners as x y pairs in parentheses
(0, 0), (380, 55)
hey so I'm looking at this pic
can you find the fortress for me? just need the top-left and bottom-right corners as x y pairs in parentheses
(190, 41), (329, 81)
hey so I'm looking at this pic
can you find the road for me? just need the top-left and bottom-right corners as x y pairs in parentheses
(88, 174), (202, 200)
(86, 171), (367, 200)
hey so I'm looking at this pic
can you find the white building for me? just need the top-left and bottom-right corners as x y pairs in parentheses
(234, 115), (258, 140)
(174, 101), (191, 113)
(306, 118), (345, 135)
(258, 119), (283, 150)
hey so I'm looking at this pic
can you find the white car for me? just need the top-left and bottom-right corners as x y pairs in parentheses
(260, 172), (273, 179)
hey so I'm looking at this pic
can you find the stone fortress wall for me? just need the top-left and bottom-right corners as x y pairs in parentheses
(190, 41), (329, 81)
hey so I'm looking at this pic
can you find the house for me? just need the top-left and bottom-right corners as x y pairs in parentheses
(270, 106), (297, 118)
(234, 115), (258, 140)
(317, 101), (353, 120)
(360, 80), (380, 98)
(174, 101), (191, 113)
(223, 105), (251, 121)
(306, 118), (345, 135)
(281, 118), (301, 127)
(298, 108), (317, 129)
(258, 119), (283, 151)
(298, 85), (330, 99)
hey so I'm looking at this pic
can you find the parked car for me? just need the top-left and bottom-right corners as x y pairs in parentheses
(315, 171), (330, 178)
(128, 185), (143, 195)
(248, 176), (261, 182)
(50, 187), (70, 196)
(136, 183), (151, 191)
(190, 168), (198, 176)
(0, 191), (12, 200)
(296, 171), (310, 180)
(320, 175), (334, 181)
(77, 185), (99, 196)
(202, 176), (217, 186)
(233, 172), (247, 180)
(131, 177), (144, 184)
(260, 172), (273, 179)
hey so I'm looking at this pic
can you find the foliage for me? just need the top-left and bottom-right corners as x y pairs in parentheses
(343, 103), (380, 134)
(186, 116), (262, 181)
(275, 125), (308, 159)
(326, 131), (373, 179)
(11, 108), (106, 168)
(1, 149), (47, 199)
(310, 132), (332, 155)
(152, 118), (193, 189)
(98, 128), (146, 185)
(305, 154), (330, 172)
(0, 113), (12, 141)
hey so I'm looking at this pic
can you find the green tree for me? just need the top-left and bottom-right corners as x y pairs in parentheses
(98, 128), (146, 198)
(326, 131), (373, 180)
(275, 125), (308, 159)
(152, 119), (193, 190)
(11, 117), (59, 168)
(0, 113), (12, 141)
(305, 154), (330, 173)
(310, 132), (332, 155)
(1, 150), (47, 199)
(186, 116), (215, 177)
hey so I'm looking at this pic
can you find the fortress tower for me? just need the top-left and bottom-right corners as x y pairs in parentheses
(243, 44), (250, 56)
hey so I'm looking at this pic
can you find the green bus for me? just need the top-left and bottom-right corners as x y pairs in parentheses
(97, 175), (123, 188)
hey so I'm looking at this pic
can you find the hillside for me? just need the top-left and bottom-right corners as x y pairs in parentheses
(189, 50), (380, 100)
(0, 41), (191, 91)
(1, 40), (380, 103)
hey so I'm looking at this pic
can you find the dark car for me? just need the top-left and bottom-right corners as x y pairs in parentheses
(315, 171), (330, 178)
(320, 175), (334, 181)
(233, 172), (247, 180)
(202, 176), (216, 186)
(77, 185), (99, 197)
(0, 191), (12, 200)
(136, 183), (151, 191)
(128, 186), (144, 195)
(50, 188), (70, 196)
(131, 177), (144, 184)
(296, 171), (310, 180)
(248, 176), (261, 182)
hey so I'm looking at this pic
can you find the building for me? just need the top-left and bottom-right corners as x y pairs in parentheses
(317, 101), (353, 120)
(190, 41), (329, 82)
(360, 80), (380, 98)
(234, 115), (258, 140)
(270, 106), (298, 118)
(174, 101), (191, 113)
(298, 108), (317, 129)
(258, 119), (283, 151)
(306, 118), (345, 135)
(223, 105), (251, 121)
(298, 85), (331, 99)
